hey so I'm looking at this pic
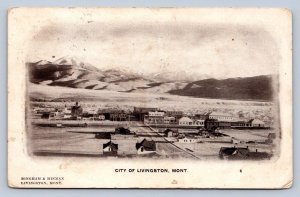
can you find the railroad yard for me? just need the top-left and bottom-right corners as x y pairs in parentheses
(29, 122), (277, 160)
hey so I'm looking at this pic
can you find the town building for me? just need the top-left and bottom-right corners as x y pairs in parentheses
(63, 105), (72, 119)
(165, 111), (183, 117)
(82, 109), (101, 120)
(193, 119), (205, 127)
(144, 111), (165, 124)
(178, 117), (193, 126)
(219, 147), (272, 160)
(178, 136), (199, 143)
(165, 111), (183, 123)
(208, 112), (234, 122)
(71, 102), (83, 119)
(149, 111), (165, 117)
(163, 116), (176, 124)
(49, 111), (62, 120)
(136, 139), (156, 155)
(41, 112), (50, 119)
(109, 113), (128, 121)
(248, 119), (265, 128)
(34, 107), (57, 114)
(163, 129), (178, 137)
(231, 121), (249, 128)
(97, 108), (125, 120)
(97, 114), (105, 120)
(103, 141), (118, 156)
(133, 107), (158, 121)
(219, 147), (250, 159)
(218, 121), (232, 129)
(204, 119), (219, 131)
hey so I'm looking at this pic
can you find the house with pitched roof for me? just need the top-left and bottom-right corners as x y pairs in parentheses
(103, 141), (118, 156)
(178, 117), (193, 126)
(248, 119), (265, 128)
(136, 139), (156, 155)
(219, 147), (272, 160)
(178, 136), (199, 143)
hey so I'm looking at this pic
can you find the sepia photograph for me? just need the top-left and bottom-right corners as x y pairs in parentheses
(27, 29), (279, 160)
(8, 8), (292, 188)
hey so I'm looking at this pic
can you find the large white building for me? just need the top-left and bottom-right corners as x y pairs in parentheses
(179, 117), (193, 125)
(208, 112), (234, 122)
(178, 136), (199, 143)
(249, 119), (265, 127)
(144, 111), (165, 124)
(179, 117), (205, 127)
(148, 111), (165, 117)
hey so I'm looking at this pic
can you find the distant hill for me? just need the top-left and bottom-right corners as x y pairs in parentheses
(27, 57), (275, 101)
(168, 75), (275, 101)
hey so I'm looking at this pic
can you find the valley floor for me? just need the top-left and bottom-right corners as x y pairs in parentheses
(26, 84), (279, 160)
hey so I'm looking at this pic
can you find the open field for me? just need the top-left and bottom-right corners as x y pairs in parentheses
(28, 123), (277, 159)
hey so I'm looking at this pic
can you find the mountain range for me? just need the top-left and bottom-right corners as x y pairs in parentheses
(27, 57), (274, 101)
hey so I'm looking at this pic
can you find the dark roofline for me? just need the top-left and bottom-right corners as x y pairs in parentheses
(136, 139), (156, 151)
(103, 141), (118, 150)
(248, 119), (254, 123)
(219, 147), (249, 156)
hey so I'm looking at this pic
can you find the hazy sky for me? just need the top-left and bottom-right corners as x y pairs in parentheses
(27, 20), (279, 79)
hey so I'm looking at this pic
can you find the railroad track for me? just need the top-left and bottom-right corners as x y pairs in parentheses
(144, 125), (201, 159)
